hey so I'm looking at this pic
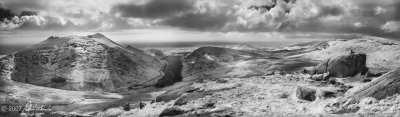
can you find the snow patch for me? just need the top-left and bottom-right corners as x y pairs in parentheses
(204, 54), (214, 61)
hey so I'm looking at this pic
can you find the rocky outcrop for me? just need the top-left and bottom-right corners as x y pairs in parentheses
(345, 67), (400, 102)
(156, 86), (199, 102)
(0, 54), (14, 80)
(300, 36), (400, 71)
(0, 33), (164, 91)
(311, 53), (368, 78)
(174, 90), (215, 106)
(326, 68), (400, 114)
(296, 86), (338, 102)
(308, 72), (330, 81)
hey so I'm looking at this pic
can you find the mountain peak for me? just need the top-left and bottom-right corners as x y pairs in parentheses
(47, 36), (60, 39)
(86, 33), (124, 47)
(87, 33), (107, 39)
(3, 33), (164, 91)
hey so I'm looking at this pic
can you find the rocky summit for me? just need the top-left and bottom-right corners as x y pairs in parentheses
(0, 33), (164, 91)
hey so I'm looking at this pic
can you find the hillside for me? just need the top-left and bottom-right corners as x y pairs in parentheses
(101, 36), (400, 117)
(294, 36), (400, 72)
(182, 46), (265, 81)
(2, 35), (400, 116)
(0, 33), (164, 91)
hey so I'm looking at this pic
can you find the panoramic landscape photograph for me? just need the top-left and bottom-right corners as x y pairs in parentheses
(1, 0), (400, 116)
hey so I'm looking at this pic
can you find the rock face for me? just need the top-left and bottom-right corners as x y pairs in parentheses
(156, 86), (198, 102)
(0, 33), (164, 91)
(346, 68), (400, 101)
(182, 46), (261, 81)
(0, 54), (14, 80)
(313, 53), (368, 78)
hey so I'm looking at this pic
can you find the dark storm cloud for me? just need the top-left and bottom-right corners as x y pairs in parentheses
(112, 0), (238, 31)
(15, 14), (132, 31)
(0, 7), (15, 21)
(160, 12), (233, 30)
(0, 7), (38, 19)
(248, 5), (276, 11)
(0, 0), (46, 13)
(19, 10), (37, 16)
(113, 0), (194, 18)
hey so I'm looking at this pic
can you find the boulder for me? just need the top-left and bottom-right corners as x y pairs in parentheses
(159, 107), (186, 117)
(309, 72), (330, 81)
(313, 53), (368, 78)
(139, 102), (146, 109)
(122, 103), (130, 111)
(319, 90), (337, 99)
(296, 86), (317, 101)
(174, 90), (215, 106)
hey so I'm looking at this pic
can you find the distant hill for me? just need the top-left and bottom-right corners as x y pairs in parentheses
(182, 46), (263, 81)
(294, 36), (400, 72)
(0, 33), (164, 91)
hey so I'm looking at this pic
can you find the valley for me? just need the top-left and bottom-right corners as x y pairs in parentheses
(1, 34), (400, 117)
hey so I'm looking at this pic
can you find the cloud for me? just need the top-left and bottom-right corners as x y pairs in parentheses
(0, 7), (15, 21)
(160, 12), (233, 31)
(19, 10), (37, 16)
(381, 21), (400, 33)
(158, 0), (238, 31)
(0, 0), (400, 38)
(0, 15), (44, 30)
(114, 0), (194, 18)
(0, 0), (132, 31)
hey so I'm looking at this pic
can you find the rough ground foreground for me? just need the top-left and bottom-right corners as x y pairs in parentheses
(100, 73), (400, 117)
(100, 36), (400, 117)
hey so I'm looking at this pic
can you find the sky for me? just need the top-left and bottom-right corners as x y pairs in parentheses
(0, 0), (400, 45)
